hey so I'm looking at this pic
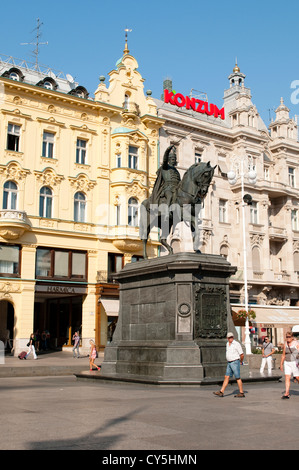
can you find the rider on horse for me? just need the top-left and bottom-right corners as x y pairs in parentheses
(150, 145), (181, 208)
(140, 145), (216, 258)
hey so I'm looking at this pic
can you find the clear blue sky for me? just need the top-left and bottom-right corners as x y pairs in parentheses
(1, 0), (299, 125)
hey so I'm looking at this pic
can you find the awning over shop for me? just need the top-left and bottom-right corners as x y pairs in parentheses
(232, 305), (299, 328)
(100, 298), (119, 317)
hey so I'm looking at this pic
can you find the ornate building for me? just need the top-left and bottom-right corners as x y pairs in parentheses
(0, 41), (163, 355)
(155, 63), (299, 347)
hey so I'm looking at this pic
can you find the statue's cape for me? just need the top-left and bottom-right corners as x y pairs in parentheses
(149, 145), (178, 206)
(149, 167), (165, 206)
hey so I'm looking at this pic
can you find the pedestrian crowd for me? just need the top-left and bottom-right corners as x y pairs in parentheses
(17, 328), (299, 396)
(213, 330), (299, 400)
(18, 330), (101, 372)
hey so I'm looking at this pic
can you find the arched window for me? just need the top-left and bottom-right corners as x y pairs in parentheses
(220, 245), (228, 259)
(2, 67), (24, 82)
(128, 197), (139, 226)
(252, 246), (261, 272)
(36, 77), (58, 91)
(44, 81), (53, 90)
(3, 181), (18, 210)
(124, 93), (130, 109)
(74, 192), (86, 222)
(9, 72), (19, 81)
(39, 186), (53, 218)
(68, 86), (89, 99)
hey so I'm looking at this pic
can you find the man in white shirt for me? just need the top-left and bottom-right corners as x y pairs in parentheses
(213, 332), (245, 398)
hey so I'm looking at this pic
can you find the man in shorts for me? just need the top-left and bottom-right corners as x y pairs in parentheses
(213, 332), (245, 398)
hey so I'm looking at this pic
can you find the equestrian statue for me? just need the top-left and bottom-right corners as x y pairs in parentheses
(139, 145), (216, 259)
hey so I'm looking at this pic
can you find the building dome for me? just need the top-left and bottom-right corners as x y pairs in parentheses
(115, 57), (123, 67)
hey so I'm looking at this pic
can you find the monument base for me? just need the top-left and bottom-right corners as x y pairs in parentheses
(102, 340), (205, 381)
(100, 252), (244, 383)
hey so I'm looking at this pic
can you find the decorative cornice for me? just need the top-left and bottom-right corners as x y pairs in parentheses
(36, 116), (65, 127)
(69, 124), (97, 135)
(34, 167), (64, 186)
(0, 161), (30, 181)
(1, 108), (32, 120)
(68, 173), (96, 192)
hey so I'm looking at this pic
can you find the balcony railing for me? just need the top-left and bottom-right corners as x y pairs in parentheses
(122, 102), (140, 116)
(269, 225), (287, 241)
(0, 209), (28, 223)
(274, 272), (290, 282)
(0, 209), (31, 239)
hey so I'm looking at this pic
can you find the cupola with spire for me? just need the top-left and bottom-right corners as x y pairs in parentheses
(94, 29), (161, 120)
(275, 97), (290, 121)
(228, 59), (246, 88)
(223, 59), (250, 110)
(269, 97), (297, 140)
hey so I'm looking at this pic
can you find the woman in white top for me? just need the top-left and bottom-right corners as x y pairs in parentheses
(280, 331), (299, 399)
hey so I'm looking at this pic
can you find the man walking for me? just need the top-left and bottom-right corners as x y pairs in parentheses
(214, 332), (245, 398)
(260, 336), (275, 376)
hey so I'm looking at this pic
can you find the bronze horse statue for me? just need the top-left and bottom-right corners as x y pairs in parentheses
(139, 160), (216, 259)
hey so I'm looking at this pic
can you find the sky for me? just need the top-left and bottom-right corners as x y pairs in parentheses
(1, 0), (299, 125)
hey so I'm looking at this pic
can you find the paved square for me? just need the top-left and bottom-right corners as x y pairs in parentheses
(0, 375), (298, 450)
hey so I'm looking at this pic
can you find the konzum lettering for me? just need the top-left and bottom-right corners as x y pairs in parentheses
(164, 89), (225, 120)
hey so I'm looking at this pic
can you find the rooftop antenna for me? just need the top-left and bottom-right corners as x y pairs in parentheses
(190, 88), (208, 102)
(21, 18), (48, 70)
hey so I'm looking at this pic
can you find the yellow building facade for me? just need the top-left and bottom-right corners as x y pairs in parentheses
(0, 43), (163, 355)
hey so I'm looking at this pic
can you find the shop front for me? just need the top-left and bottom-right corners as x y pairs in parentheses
(232, 304), (299, 349)
(96, 278), (119, 350)
(100, 298), (119, 344)
(34, 283), (87, 349)
(0, 299), (14, 352)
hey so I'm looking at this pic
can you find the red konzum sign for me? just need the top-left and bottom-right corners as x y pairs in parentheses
(164, 89), (225, 120)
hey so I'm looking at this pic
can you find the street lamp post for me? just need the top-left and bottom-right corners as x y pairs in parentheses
(228, 156), (256, 355)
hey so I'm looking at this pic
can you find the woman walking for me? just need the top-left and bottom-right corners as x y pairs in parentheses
(25, 333), (37, 360)
(72, 331), (80, 358)
(280, 331), (299, 399)
(89, 340), (100, 371)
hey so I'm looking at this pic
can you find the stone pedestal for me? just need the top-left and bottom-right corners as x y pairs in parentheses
(100, 252), (238, 383)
